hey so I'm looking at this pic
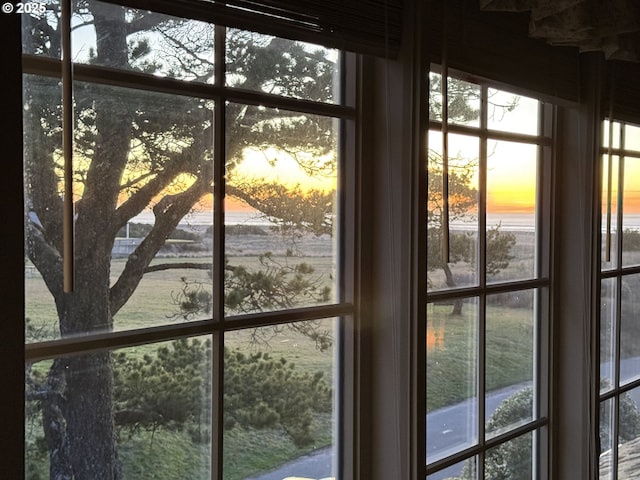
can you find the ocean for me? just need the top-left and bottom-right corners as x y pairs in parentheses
(129, 210), (640, 231)
(130, 209), (270, 227)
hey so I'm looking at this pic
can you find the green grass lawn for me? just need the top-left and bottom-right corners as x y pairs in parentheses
(427, 303), (534, 412)
(23, 235), (550, 479)
(25, 252), (336, 480)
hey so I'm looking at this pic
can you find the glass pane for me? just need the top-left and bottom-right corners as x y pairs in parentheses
(448, 77), (481, 127)
(24, 74), (63, 343)
(226, 29), (340, 104)
(622, 157), (640, 267)
(429, 71), (443, 122)
(603, 120), (621, 149)
(624, 123), (640, 152)
(486, 291), (535, 438)
(224, 319), (337, 480)
(599, 397), (615, 480)
(602, 155), (620, 271)
(487, 89), (539, 135)
(72, 0), (215, 82)
(25, 338), (212, 478)
(600, 277), (617, 391)
(21, 0), (60, 58)
(426, 299), (478, 463)
(429, 457), (476, 480)
(486, 140), (537, 283)
(427, 132), (480, 291)
(224, 104), (338, 315)
(484, 431), (533, 479)
(25, 78), (215, 340)
(621, 274), (640, 385)
(618, 385), (640, 478)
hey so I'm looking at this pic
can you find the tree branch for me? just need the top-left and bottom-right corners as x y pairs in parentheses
(110, 162), (213, 315)
(126, 13), (172, 36)
(25, 223), (64, 305)
(113, 123), (212, 233)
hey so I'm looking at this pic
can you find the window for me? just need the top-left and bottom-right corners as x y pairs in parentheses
(23, 1), (356, 479)
(598, 119), (640, 479)
(425, 68), (552, 479)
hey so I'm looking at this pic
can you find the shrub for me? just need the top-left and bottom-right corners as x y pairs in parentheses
(459, 382), (640, 479)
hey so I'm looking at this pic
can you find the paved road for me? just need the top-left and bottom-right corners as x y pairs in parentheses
(249, 384), (527, 480)
(246, 446), (335, 480)
(249, 358), (640, 480)
(426, 383), (528, 480)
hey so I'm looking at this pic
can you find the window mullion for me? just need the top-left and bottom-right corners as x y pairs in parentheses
(617, 124), (625, 271)
(479, 85), (488, 287)
(441, 68), (451, 264)
(477, 84), (489, 478)
(213, 24), (226, 322)
(478, 291), (487, 479)
(212, 24), (226, 480)
(62, 0), (74, 293)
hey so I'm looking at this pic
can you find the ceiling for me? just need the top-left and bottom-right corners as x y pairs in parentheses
(479, 0), (640, 62)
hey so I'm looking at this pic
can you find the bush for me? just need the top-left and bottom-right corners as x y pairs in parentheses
(224, 349), (332, 447)
(113, 339), (332, 448)
(459, 387), (532, 480)
(623, 228), (640, 251)
(459, 382), (640, 479)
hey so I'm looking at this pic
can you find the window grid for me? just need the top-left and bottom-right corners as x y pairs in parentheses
(425, 67), (551, 479)
(23, 2), (357, 479)
(598, 119), (640, 480)
(22, 45), (357, 358)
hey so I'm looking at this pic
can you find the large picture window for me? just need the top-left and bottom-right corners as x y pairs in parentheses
(425, 68), (552, 479)
(23, 1), (356, 479)
(598, 119), (640, 479)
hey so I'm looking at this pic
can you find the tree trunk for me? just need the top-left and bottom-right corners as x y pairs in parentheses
(42, 360), (73, 480)
(442, 263), (463, 315)
(64, 352), (118, 479)
(35, 4), (130, 475)
(48, 6), (130, 477)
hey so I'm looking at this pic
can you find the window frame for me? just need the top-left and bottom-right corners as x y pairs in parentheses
(21, 2), (361, 479)
(422, 65), (554, 479)
(597, 117), (640, 479)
